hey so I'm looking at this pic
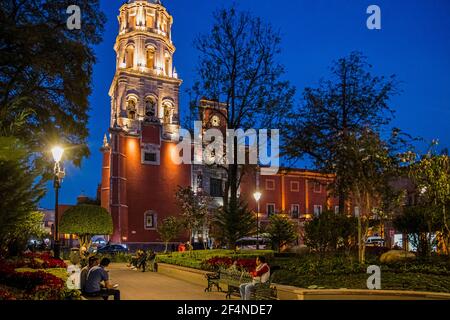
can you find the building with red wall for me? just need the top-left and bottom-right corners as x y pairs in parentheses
(100, 0), (361, 249)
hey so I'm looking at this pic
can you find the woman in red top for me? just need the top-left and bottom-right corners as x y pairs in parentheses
(239, 256), (270, 300)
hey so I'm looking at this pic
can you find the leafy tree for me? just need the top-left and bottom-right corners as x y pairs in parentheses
(157, 217), (181, 253)
(175, 186), (212, 244)
(407, 145), (450, 255)
(304, 211), (357, 254)
(0, 0), (106, 174)
(285, 52), (414, 263)
(266, 214), (297, 252)
(346, 128), (403, 263)
(1, 211), (46, 257)
(59, 204), (113, 253)
(189, 6), (295, 233)
(0, 1), (105, 257)
(0, 138), (45, 257)
(211, 200), (256, 249)
(285, 52), (402, 213)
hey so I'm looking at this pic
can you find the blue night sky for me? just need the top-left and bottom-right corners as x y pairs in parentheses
(39, 0), (450, 208)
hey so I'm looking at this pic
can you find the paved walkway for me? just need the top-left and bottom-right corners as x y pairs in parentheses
(107, 263), (233, 300)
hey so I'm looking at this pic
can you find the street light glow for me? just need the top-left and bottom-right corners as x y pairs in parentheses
(51, 146), (64, 163)
(253, 191), (262, 202)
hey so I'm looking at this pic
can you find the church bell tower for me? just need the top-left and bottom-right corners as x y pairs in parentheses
(101, 0), (188, 244)
(109, 0), (182, 136)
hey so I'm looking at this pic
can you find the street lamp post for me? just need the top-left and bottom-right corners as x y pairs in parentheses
(253, 191), (262, 250)
(51, 146), (65, 259)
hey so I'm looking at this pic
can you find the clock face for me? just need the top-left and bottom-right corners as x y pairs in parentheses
(211, 115), (220, 127)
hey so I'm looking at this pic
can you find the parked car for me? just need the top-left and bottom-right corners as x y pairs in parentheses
(92, 238), (107, 247)
(365, 236), (385, 247)
(236, 237), (270, 250)
(96, 244), (128, 254)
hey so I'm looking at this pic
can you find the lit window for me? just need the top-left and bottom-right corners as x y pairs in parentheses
(125, 45), (134, 68)
(146, 48), (155, 69)
(165, 57), (171, 76)
(127, 99), (137, 120)
(146, 13), (154, 28)
(313, 205), (322, 217)
(163, 102), (174, 124)
(291, 204), (300, 219)
(129, 14), (136, 29)
(267, 204), (275, 217)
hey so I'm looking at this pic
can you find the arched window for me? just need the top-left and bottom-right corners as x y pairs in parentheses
(146, 12), (154, 28)
(129, 14), (136, 29)
(164, 53), (171, 76)
(163, 102), (173, 124)
(146, 47), (155, 69)
(144, 97), (156, 119)
(127, 99), (137, 120)
(126, 46), (134, 68)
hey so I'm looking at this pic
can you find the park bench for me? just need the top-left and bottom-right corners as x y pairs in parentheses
(214, 267), (279, 300)
(80, 293), (104, 300)
(204, 269), (222, 293)
(219, 268), (253, 299)
(251, 266), (279, 300)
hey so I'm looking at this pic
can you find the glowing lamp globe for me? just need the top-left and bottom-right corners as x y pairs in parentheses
(51, 146), (64, 163)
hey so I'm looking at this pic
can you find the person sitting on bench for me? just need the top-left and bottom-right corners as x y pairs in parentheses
(137, 250), (148, 272)
(239, 256), (270, 300)
(80, 256), (99, 294)
(84, 258), (120, 300)
(128, 250), (143, 270)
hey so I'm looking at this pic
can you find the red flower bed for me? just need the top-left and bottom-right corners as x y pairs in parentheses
(22, 252), (67, 269)
(204, 257), (256, 272)
(236, 258), (256, 271)
(0, 288), (16, 300)
(0, 259), (66, 300)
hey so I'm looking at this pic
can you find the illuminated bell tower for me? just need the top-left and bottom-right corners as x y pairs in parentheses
(109, 0), (181, 136)
(102, 0), (185, 244)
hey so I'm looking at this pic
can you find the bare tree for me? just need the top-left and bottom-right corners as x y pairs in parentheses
(190, 6), (295, 215)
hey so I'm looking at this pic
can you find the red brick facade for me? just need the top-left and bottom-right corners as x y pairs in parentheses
(99, 0), (359, 247)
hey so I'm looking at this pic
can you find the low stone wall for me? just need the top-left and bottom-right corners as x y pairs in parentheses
(158, 263), (208, 287)
(158, 263), (450, 300)
(276, 287), (450, 300)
